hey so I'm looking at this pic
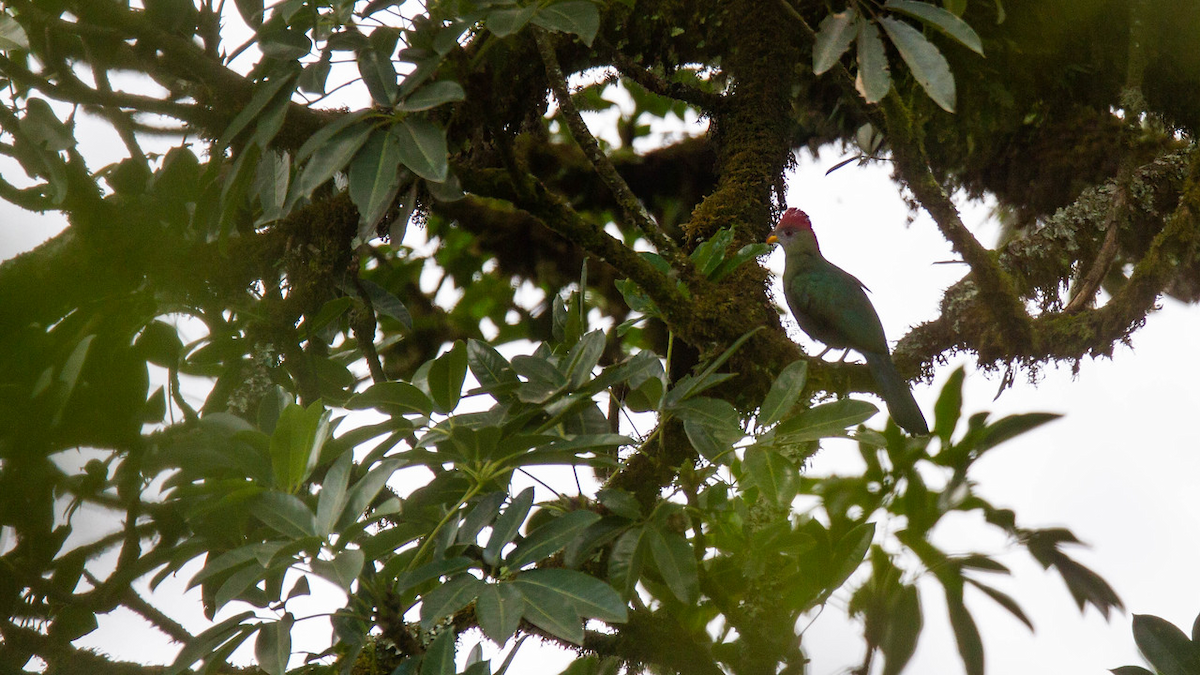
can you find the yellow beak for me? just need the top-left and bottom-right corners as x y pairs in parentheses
(766, 235), (779, 245)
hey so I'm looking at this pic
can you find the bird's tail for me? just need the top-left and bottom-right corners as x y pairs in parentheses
(864, 351), (929, 435)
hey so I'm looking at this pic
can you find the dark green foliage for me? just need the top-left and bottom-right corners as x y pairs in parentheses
(0, 0), (1191, 673)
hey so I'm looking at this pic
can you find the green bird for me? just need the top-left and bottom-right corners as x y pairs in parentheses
(768, 208), (929, 435)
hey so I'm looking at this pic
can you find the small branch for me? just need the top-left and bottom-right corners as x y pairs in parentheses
(0, 53), (206, 126)
(879, 95), (1034, 351)
(608, 49), (723, 111)
(533, 28), (683, 264)
(456, 169), (689, 320)
(1063, 186), (1124, 312)
(118, 582), (193, 644)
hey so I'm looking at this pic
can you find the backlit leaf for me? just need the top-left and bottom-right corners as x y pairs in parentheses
(532, 1), (601, 46)
(885, 0), (984, 54)
(879, 17), (956, 112)
(349, 128), (403, 238)
(813, 9), (858, 75)
(856, 18), (892, 104)
(758, 359), (808, 428)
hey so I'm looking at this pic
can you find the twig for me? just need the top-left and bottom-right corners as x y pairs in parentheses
(533, 28), (682, 263)
(1063, 186), (1124, 312)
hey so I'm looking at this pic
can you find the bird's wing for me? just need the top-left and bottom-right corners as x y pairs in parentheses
(786, 262), (890, 354)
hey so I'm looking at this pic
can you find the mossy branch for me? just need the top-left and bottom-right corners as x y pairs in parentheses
(879, 94), (1034, 352)
(533, 28), (684, 265)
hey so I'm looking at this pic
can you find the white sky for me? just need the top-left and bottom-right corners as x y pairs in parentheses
(1, 58), (1197, 675)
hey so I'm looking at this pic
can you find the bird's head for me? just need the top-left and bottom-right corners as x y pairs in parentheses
(767, 208), (820, 254)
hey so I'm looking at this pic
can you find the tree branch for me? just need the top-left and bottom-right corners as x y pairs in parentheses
(879, 94), (1034, 352)
(533, 28), (684, 265)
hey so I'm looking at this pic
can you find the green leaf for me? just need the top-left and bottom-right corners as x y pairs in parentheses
(946, 594), (984, 675)
(710, 243), (772, 281)
(200, 626), (256, 675)
(457, 493), (507, 546)
(690, 227), (734, 277)
(486, 5), (538, 37)
(758, 359), (808, 428)
(428, 341), (468, 413)
(296, 109), (371, 162)
(645, 527), (698, 603)
(421, 628), (457, 675)
(218, 72), (295, 149)
(312, 549), (364, 591)
(347, 381), (435, 416)
(532, 1), (601, 47)
(975, 412), (1061, 452)
(507, 510), (600, 569)
(251, 491), (317, 538)
(856, 18), (892, 104)
(395, 557), (474, 593)
(965, 578), (1032, 630)
(666, 326), (762, 406)
(830, 523), (875, 591)
(674, 397), (744, 462)
(932, 365), (965, 444)
(476, 583), (525, 644)
(485, 487), (535, 566)
(399, 80), (467, 111)
(166, 611), (255, 675)
(564, 330), (606, 389)
(1133, 614), (1200, 675)
(350, 128), (403, 237)
(289, 121), (374, 209)
(269, 401), (331, 492)
(597, 488), (641, 520)
(357, 43), (398, 106)
(813, 9), (858, 75)
(356, 279), (413, 328)
(22, 98), (74, 152)
(217, 144), (261, 241)
(254, 614), (293, 675)
(0, 14), (30, 51)
(516, 568), (627, 624)
(467, 339), (520, 395)
(260, 29), (311, 60)
(885, 0), (984, 54)
(233, 0), (264, 27)
(253, 149), (290, 225)
(336, 458), (404, 530)
(316, 450), (353, 536)
(392, 117), (449, 182)
(881, 584), (922, 675)
(742, 448), (799, 506)
(515, 575), (583, 644)
(286, 576), (310, 600)
(421, 575), (484, 629)
(607, 527), (646, 599)
(299, 56), (331, 94)
(773, 398), (879, 440)
(879, 17), (956, 112)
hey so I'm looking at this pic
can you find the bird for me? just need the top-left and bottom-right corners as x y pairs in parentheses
(767, 208), (929, 435)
